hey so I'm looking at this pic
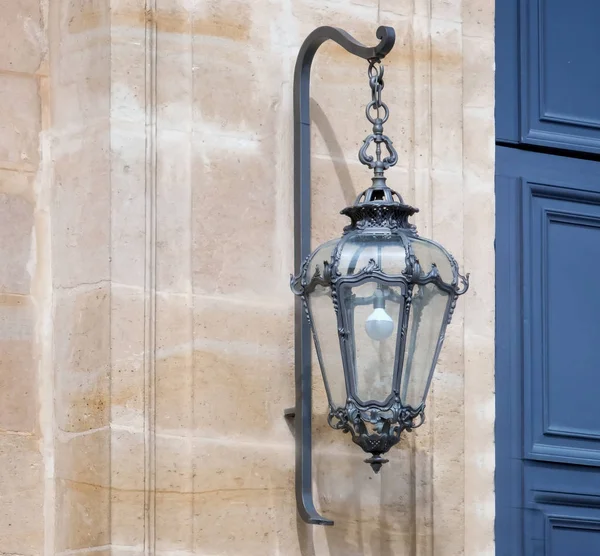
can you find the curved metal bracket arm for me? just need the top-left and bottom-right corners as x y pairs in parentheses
(290, 25), (396, 527)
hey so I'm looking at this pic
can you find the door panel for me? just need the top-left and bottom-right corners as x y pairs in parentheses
(524, 463), (600, 556)
(496, 0), (600, 154)
(524, 182), (600, 466)
(496, 147), (600, 555)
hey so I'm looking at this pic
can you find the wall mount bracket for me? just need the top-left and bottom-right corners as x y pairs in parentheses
(285, 25), (396, 526)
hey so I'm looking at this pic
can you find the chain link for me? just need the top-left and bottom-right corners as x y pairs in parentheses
(365, 59), (389, 124)
(368, 59), (384, 108)
(358, 58), (398, 176)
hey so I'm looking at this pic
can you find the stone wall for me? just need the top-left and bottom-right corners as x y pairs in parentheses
(0, 0), (46, 552)
(0, 0), (494, 554)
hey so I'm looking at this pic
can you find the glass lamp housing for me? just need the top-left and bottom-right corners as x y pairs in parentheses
(291, 186), (468, 472)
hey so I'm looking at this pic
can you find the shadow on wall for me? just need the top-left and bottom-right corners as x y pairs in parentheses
(311, 99), (357, 207)
(292, 437), (428, 556)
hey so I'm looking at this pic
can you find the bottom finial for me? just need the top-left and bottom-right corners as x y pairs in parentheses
(365, 453), (389, 473)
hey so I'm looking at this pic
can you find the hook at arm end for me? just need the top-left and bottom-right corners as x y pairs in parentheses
(374, 26), (396, 59)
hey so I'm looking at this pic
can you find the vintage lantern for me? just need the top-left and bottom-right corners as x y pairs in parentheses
(286, 25), (468, 525)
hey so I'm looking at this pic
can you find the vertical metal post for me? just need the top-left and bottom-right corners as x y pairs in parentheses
(288, 25), (396, 525)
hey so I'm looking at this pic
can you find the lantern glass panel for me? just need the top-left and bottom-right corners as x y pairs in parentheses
(306, 239), (346, 409)
(400, 283), (449, 408)
(308, 238), (338, 277)
(410, 237), (454, 283)
(340, 280), (406, 404)
(307, 283), (346, 409)
(337, 236), (407, 276)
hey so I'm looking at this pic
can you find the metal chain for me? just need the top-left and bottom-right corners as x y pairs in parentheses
(358, 58), (397, 176)
(365, 59), (389, 124)
(367, 59), (385, 120)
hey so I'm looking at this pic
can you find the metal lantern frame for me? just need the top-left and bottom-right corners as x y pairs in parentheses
(284, 25), (468, 527)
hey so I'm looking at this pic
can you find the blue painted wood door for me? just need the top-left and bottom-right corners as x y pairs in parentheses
(496, 148), (600, 555)
(496, 1), (600, 554)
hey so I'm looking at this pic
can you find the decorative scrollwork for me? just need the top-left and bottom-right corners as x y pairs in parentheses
(290, 258), (334, 297)
(358, 133), (398, 172)
(328, 398), (425, 473)
(341, 202), (417, 234)
(290, 255), (311, 296)
(455, 271), (470, 296)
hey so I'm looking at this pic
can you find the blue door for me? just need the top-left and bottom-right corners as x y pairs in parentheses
(496, 1), (600, 554)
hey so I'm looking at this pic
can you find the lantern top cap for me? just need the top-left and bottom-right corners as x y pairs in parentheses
(341, 181), (419, 234)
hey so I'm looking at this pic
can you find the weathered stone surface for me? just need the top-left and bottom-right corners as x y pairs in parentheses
(0, 294), (35, 432)
(0, 0), (44, 74)
(56, 428), (111, 488)
(0, 74), (40, 169)
(0, 194), (34, 294)
(55, 479), (110, 551)
(52, 126), (111, 288)
(54, 286), (110, 432)
(0, 434), (44, 555)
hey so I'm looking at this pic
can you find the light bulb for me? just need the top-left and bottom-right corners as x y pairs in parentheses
(365, 307), (394, 341)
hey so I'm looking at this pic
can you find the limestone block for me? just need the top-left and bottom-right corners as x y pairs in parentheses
(110, 127), (146, 288)
(0, 0), (44, 74)
(463, 0), (494, 39)
(192, 348), (292, 442)
(432, 0), (463, 23)
(191, 37), (278, 139)
(54, 286), (110, 432)
(111, 547), (144, 556)
(52, 125), (110, 287)
(0, 434), (43, 555)
(289, 1), (378, 48)
(191, 148), (277, 296)
(61, 0), (109, 35)
(50, 23), (110, 130)
(156, 351), (194, 433)
(0, 194), (34, 294)
(309, 67), (373, 161)
(192, 489), (287, 555)
(310, 156), (375, 247)
(156, 491), (194, 552)
(192, 439), (293, 493)
(156, 131), (193, 293)
(193, 0), (267, 45)
(0, 74), (40, 169)
(110, 36), (146, 125)
(110, 488), (145, 548)
(55, 428), (110, 487)
(110, 428), (145, 548)
(110, 286), (145, 427)
(55, 479), (110, 551)
(111, 428), (145, 492)
(379, 0), (416, 17)
(463, 37), (494, 109)
(408, 15), (433, 172)
(0, 167), (35, 201)
(431, 19), (463, 173)
(156, 434), (194, 493)
(193, 294), (293, 349)
(0, 295), (35, 432)
(271, 448), (425, 556)
(155, 294), (194, 434)
(156, 32), (193, 133)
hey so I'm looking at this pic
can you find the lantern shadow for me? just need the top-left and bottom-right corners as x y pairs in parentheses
(289, 417), (425, 556)
(311, 99), (357, 207)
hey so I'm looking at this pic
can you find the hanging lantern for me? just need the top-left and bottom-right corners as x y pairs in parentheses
(290, 56), (469, 474)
